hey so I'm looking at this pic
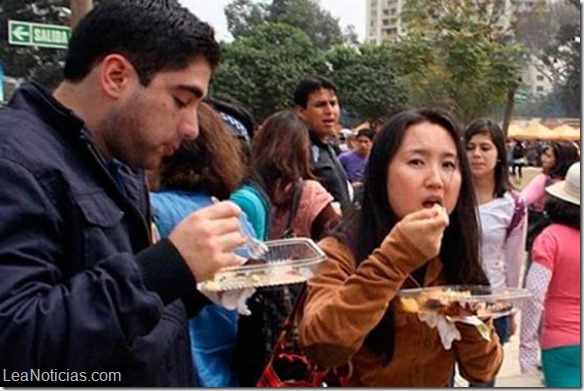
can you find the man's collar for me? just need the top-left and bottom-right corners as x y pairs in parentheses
(309, 131), (332, 146)
(12, 82), (85, 138)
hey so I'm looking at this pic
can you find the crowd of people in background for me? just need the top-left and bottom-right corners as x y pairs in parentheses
(0, 0), (579, 387)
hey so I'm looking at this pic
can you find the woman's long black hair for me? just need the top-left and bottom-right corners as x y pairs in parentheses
(545, 142), (580, 180)
(332, 108), (487, 360)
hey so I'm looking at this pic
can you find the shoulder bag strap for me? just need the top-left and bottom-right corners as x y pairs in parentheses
(284, 179), (305, 235)
(506, 190), (526, 239)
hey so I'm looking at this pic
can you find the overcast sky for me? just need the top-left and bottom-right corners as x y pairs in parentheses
(180, 0), (367, 43)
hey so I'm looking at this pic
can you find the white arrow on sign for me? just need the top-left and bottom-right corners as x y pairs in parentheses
(12, 25), (30, 41)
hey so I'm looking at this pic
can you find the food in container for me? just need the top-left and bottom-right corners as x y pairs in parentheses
(398, 285), (531, 319)
(198, 238), (326, 292)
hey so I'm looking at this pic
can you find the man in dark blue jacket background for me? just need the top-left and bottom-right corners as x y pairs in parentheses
(0, 0), (247, 386)
(294, 76), (352, 213)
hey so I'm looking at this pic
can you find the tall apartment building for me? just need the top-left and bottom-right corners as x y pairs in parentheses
(366, 0), (514, 42)
(366, 0), (407, 43)
(366, 0), (555, 97)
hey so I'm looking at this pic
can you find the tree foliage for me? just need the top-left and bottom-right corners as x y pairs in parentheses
(324, 43), (408, 121)
(224, 0), (355, 50)
(212, 22), (409, 123)
(513, 0), (580, 118)
(224, 0), (266, 39)
(211, 23), (324, 122)
(393, 0), (524, 123)
(539, 2), (580, 117)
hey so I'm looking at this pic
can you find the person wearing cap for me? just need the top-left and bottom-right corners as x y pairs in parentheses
(520, 162), (580, 387)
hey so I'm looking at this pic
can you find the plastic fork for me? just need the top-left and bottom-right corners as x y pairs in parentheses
(243, 231), (269, 260)
(210, 197), (269, 260)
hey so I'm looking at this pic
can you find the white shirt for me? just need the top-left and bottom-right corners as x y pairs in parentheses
(477, 191), (527, 289)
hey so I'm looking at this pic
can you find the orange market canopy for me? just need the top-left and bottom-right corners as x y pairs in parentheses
(508, 122), (580, 141)
(508, 122), (548, 139)
(551, 124), (580, 141)
(507, 123), (524, 138)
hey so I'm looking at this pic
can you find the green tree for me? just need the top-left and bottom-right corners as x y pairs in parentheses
(531, 24), (581, 118)
(396, 0), (524, 124)
(224, 0), (266, 39)
(224, 0), (354, 50)
(0, 0), (70, 84)
(324, 43), (408, 122)
(539, 3), (580, 117)
(211, 23), (324, 121)
(514, 0), (580, 118)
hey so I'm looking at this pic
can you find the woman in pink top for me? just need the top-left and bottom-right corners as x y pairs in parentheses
(520, 142), (579, 285)
(520, 162), (580, 387)
(251, 110), (341, 240)
(521, 142), (578, 248)
(241, 110), (341, 385)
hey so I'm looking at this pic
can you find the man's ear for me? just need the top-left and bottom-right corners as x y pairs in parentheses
(294, 105), (305, 120)
(99, 54), (135, 99)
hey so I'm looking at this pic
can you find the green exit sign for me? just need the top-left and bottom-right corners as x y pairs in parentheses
(9, 20), (70, 49)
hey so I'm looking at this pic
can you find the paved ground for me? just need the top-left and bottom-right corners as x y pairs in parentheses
(454, 325), (545, 387)
(496, 166), (545, 387)
(510, 166), (542, 191)
(494, 333), (545, 387)
(452, 189), (548, 391)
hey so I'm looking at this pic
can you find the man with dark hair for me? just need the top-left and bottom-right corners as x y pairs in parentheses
(294, 75), (351, 212)
(339, 128), (375, 185)
(0, 0), (246, 386)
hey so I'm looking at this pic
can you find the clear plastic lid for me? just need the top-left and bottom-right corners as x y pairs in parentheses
(197, 237), (326, 292)
(399, 285), (532, 302)
(398, 285), (532, 318)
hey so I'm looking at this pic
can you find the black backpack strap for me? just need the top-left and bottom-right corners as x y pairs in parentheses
(284, 180), (305, 236)
(249, 179), (273, 232)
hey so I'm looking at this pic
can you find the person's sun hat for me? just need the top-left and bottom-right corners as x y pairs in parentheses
(546, 162), (580, 206)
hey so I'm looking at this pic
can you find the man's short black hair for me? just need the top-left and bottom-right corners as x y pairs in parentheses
(293, 75), (337, 108)
(356, 128), (376, 141)
(64, 0), (221, 86)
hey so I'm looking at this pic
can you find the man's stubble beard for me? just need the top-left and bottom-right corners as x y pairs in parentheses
(102, 104), (156, 170)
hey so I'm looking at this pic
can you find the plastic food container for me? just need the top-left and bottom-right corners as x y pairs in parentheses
(398, 285), (531, 318)
(198, 238), (326, 292)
